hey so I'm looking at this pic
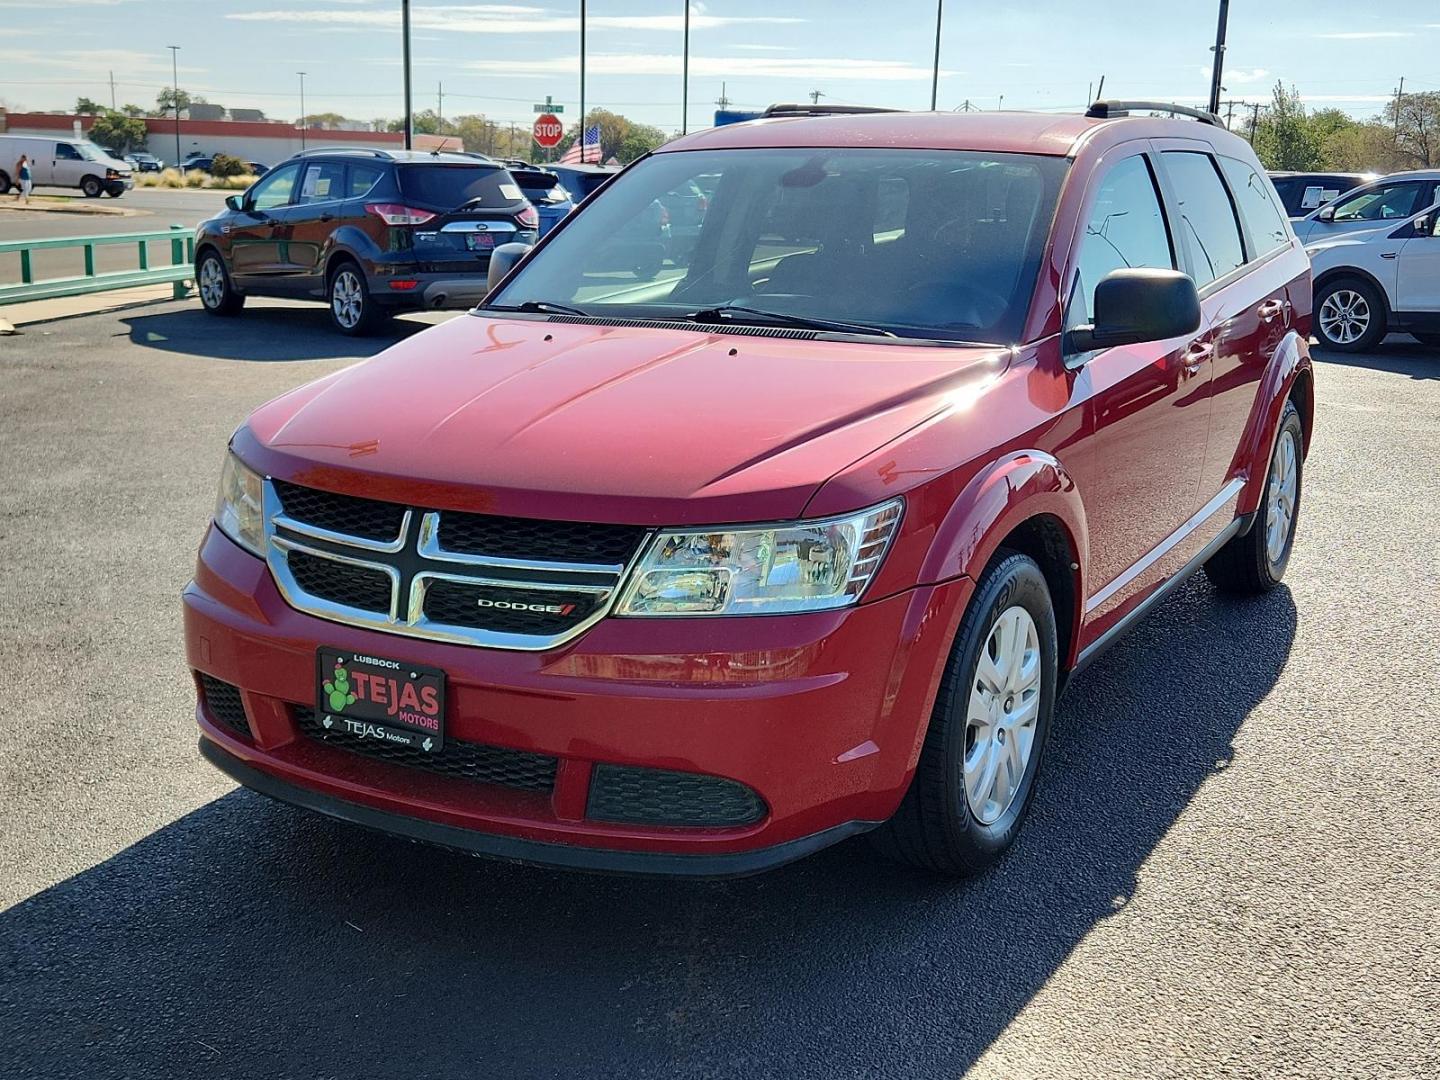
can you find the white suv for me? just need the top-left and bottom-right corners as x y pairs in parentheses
(1304, 177), (1440, 351)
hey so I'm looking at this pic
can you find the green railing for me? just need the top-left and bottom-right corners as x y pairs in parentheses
(0, 224), (194, 305)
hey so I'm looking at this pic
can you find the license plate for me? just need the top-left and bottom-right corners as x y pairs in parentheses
(316, 648), (445, 753)
(464, 232), (495, 251)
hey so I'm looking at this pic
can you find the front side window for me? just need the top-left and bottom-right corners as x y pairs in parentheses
(1162, 151), (1245, 287)
(1329, 181), (1422, 222)
(248, 163), (301, 211)
(489, 147), (1069, 344)
(55, 143), (83, 161)
(1069, 154), (1174, 327)
(1219, 157), (1290, 257)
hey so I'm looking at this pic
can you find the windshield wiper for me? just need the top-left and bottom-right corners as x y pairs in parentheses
(485, 300), (590, 317)
(686, 304), (895, 338)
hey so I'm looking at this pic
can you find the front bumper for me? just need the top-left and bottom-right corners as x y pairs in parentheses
(186, 526), (970, 873)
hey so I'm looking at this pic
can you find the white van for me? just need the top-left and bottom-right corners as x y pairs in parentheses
(0, 134), (134, 198)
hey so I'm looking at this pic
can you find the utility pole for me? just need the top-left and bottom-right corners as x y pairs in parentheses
(167, 45), (181, 166)
(108, 71), (116, 110)
(681, 0), (690, 134)
(508, 121), (517, 156)
(715, 82), (730, 110)
(809, 89), (825, 105)
(401, 0), (413, 148)
(1248, 102), (1264, 142)
(1394, 76), (1405, 141)
(579, 0), (586, 142)
(930, 0), (943, 110)
(437, 82), (444, 133)
(1207, 0), (1230, 115)
(298, 72), (307, 150)
(1219, 98), (1244, 130)
(997, 94), (1004, 111)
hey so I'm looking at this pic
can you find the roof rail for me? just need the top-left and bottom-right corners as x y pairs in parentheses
(291, 146), (394, 159)
(761, 103), (902, 118)
(1086, 100), (1222, 126)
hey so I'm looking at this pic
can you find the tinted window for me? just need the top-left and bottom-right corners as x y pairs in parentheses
(1070, 154), (1174, 326)
(397, 164), (518, 210)
(55, 143), (82, 161)
(492, 147), (1069, 344)
(248, 162), (301, 210)
(297, 162), (346, 204)
(1219, 158), (1290, 256)
(347, 164), (382, 198)
(1163, 151), (1245, 287)
(1330, 180), (1422, 222)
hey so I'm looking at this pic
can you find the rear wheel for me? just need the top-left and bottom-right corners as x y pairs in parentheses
(197, 250), (245, 316)
(328, 262), (382, 336)
(869, 551), (1057, 876)
(0, 171), (11, 195)
(1204, 400), (1304, 595)
(80, 175), (103, 198)
(1314, 277), (1386, 352)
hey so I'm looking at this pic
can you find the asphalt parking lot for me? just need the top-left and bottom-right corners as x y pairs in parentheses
(1, 299), (1437, 1079)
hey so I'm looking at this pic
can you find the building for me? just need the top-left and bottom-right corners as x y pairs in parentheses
(0, 110), (457, 166)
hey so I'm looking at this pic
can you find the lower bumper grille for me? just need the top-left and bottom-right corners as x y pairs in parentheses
(294, 707), (557, 793)
(200, 675), (251, 740)
(587, 764), (767, 827)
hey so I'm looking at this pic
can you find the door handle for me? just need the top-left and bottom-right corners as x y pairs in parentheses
(1257, 299), (1285, 322)
(1182, 340), (1213, 373)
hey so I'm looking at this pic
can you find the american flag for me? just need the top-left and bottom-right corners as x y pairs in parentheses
(560, 124), (600, 164)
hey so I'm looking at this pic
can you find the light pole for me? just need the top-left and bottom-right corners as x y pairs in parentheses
(297, 71), (307, 150)
(579, 0), (587, 148)
(402, 0), (413, 149)
(167, 45), (181, 166)
(930, 0), (943, 110)
(681, 0), (690, 135)
(1207, 0), (1230, 116)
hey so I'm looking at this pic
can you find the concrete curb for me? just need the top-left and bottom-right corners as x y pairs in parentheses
(0, 198), (141, 217)
(0, 284), (185, 329)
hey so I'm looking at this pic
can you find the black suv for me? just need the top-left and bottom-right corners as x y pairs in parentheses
(194, 148), (539, 334)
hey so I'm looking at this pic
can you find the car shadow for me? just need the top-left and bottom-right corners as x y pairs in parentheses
(119, 303), (439, 362)
(1311, 335), (1440, 380)
(1, 577), (1295, 1079)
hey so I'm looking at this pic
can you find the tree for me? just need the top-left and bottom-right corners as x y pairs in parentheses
(302, 112), (348, 129)
(75, 96), (103, 115)
(89, 110), (148, 154)
(552, 109), (667, 165)
(1388, 91), (1440, 169)
(120, 103), (145, 118)
(155, 87), (205, 116)
(208, 153), (249, 178)
(1251, 82), (1319, 171)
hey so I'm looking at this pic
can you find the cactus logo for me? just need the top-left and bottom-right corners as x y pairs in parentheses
(323, 663), (358, 713)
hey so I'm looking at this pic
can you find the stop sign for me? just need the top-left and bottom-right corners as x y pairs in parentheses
(533, 113), (564, 149)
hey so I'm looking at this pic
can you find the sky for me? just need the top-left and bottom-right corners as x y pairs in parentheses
(2, 0), (1439, 133)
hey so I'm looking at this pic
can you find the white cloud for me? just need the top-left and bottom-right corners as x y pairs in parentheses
(465, 53), (952, 82)
(732, 44), (797, 52)
(0, 46), (198, 77)
(1312, 31), (1412, 40)
(226, 6), (801, 34)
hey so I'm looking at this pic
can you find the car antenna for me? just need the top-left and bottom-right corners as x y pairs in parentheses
(431, 137), (455, 156)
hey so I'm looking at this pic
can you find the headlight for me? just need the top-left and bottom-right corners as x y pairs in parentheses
(615, 500), (903, 616)
(215, 451), (265, 556)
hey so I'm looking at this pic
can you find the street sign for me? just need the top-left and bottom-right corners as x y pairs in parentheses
(533, 113), (564, 149)
(533, 95), (564, 114)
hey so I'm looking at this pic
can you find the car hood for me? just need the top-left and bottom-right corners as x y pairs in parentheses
(237, 314), (1007, 525)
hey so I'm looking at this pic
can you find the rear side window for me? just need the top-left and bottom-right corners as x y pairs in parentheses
(347, 164), (383, 198)
(1070, 154), (1174, 326)
(1219, 158), (1290, 257)
(397, 165), (519, 210)
(1162, 151), (1245, 287)
(297, 162), (346, 204)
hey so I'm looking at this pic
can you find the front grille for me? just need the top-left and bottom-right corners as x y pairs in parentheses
(587, 765), (767, 827)
(273, 479), (407, 542)
(421, 578), (603, 635)
(294, 707), (557, 792)
(287, 550), (392, 614)
(265, 480), (648, 649)
(438, 513), (645, 566)
(200, 675), (251, 740)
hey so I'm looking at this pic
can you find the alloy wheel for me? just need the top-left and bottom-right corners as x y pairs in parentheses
(199, 258), (225, 309)
(1318, 289), (1370, 345)
(1266, 428), (1298, 566)
(964, 605), (1042, 825)
(331, 270), (364, 330)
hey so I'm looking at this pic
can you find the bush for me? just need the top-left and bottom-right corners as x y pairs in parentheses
(135, 167), (186, 189)
(208, 153), (249, 178)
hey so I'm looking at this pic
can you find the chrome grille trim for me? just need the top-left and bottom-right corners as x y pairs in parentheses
(262, 480), (649, 652)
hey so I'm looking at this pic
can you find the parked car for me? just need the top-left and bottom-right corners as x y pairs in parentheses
(193, 147), (539, 333)
(1294, 170), (1440, 243)
(550, 163), (620, 202)
(188, 102), (1313, 877)
(1268, 171), (1373, 219)
(126, 152), (164, 173)
(246, 161), (270, 178)
(0, 133), (132, 197)
(505, 164), (574, 236)
(657, 176), (711, 263)
(1305, 198), (1440, 351)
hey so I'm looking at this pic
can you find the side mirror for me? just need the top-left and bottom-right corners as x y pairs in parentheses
(225, 194), (242, 212)
(1317, 205), (1336, 223)
(487, 242), (534, 293)
(1065, 268), (1201, 356)
(1415, 213), (1435, 236)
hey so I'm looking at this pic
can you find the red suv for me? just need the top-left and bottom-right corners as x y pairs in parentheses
(187, 102), (1313, 877)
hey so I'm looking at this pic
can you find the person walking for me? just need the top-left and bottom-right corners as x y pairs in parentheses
(15, 154), (33, 203)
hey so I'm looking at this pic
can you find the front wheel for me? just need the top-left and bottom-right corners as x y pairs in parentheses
(80, 175), (103, 198)
(1204, 400), (1304, 595)
(1315, 278), (1386, 352)
(197, 251), (245, 316)
(869, 551), (1058, 876)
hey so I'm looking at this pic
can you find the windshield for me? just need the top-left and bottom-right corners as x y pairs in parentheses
(397, 164), (521, 211)
(76, 141), (111, 162)
(489, 147), (1067, 343)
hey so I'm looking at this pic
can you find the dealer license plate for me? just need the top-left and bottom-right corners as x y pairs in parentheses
(315, 648), (446, 753)
(464, 232), (495, 251)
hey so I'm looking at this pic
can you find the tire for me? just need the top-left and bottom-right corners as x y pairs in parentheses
(327, 261), (382, 336)
(869, 551), (1058, 876)
(80, 175), (103, 198)
(196, 250), (245, 317)
(1314, 277), (1386, 352)
(1411, 332), (1440, 348)
(1204, 400), (1304, 595)
(0, 171), (11, 195)
(104, 187), (124, 199)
